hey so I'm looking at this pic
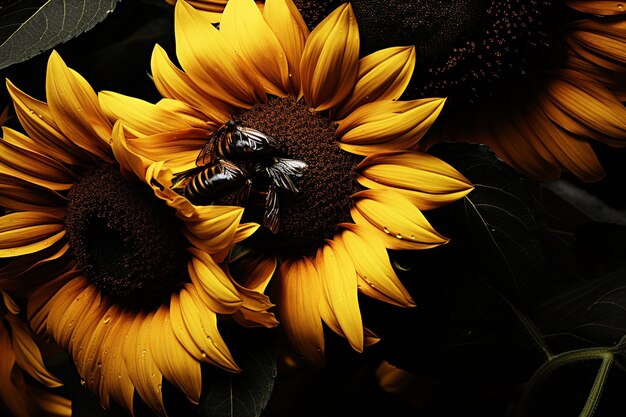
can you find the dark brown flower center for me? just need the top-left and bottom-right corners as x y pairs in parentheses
(66, 164), (188, 309)
(295, 0), (564, 106)
(218, 97), (362, 258)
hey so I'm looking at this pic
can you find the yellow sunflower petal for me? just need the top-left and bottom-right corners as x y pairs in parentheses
(30, 388), (72, 417)
(357, 151), (473, 210)
(124, 312), (166, 416)
(173, 286), (240, 371)
(229, 281), (279, 329)
(182, 206), (245, 255)
(151, 44), (232, 123)
(150, 304), (202, 404)
(0, 241), (70, 292)
(27, 269), (79, 335)
(233, 254), (277, 293)
(50, 282), (99, 352)
(0, 211), (65, 258)
(99, 312), (135, 413)
(263, 0), (310, 94)
(6, 79), (92, 165)
(1, 289), (19, 314)
(351, 189), (448, 250)
(335, 46), (416, 119)
(187, 247), (242, 314)
(541, 69), (626, 148)
(45, 51), (113, 162)
(568, 19), (626, 66)
(338, 224), (415, 307)
(175, 0), (266, 108)
(300, 3), (359, 111)
(0, 174), (66, 215)
(565, 1), (626, 15)
(315, 240), (363, 352)
(337, 98), (446, 155)
(275, 258), (325, 366)
(111, 121), (152, 182)
(99, 91), (204, 137)
(5, 314), (63, 387)
(0, 127), (76, 191)
(221, 0), (290, 96)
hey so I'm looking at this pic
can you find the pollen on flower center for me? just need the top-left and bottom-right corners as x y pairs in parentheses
(66, 164), (188, 309)
(218, 97), (362, 257)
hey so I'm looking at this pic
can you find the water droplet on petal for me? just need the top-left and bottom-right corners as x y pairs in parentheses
(103, 316), (111, 324)
(383, 227), (390, 234)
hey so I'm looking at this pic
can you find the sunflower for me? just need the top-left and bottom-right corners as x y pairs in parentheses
(100, 0), (473, 366)
(0, 51), (278, 416)
(187, 0), (626, 183)
(0, 289), (71, 417)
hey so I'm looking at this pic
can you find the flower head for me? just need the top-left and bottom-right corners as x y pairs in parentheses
(0, 51), (277, 415)
(102, 0), (473, 366)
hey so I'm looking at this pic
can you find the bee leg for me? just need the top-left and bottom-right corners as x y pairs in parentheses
(263, 184), (280, 234)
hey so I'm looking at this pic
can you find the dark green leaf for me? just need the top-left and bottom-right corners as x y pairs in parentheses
(538, 266), (626, 347)
(0, 0), (121, 70)
(429, 142), (546, 304)
(198, 326), (277, 417)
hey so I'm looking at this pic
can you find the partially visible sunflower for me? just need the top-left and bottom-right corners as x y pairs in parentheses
(0, 289), (71, 417)
(187, 0), (626, 182)
(0, 51), (277, 415)
(102, 0), (473, 365)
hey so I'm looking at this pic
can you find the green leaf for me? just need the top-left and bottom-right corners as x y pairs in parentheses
(0, 0), (121, 70)
(538, 266), (626, 347)
(198, 326), (277, 417)
(429, 142), (546, 305)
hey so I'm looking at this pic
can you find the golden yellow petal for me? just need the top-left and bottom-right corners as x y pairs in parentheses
(263, 0), (310, 94)
(357, 150), (474, 210)
(175, 0), (266, 108)
(187, 247), (242, 314)
(0, 127), (77, 191)
(0, 241), (70, 292)
(6, 79), (91, 166)
(364, 327), (381, 346)
(275, 258), (325, 366)
(566, 1), (626, 15)
(30, 388), (72, 417)
(123, 312), (166, 416)
(314, 240), (363, 352)
(182, 205), (245, 255)
(111, 121), (152, 184)
(226, 272), (279, 329)
(1, 289), (19, 314)
(568, 19), (626, 66)
(337, 224), (415, 307)
(541, 69), (626, 148)
(0, 174), (66, 215)
(0, 211), (66, 258)
(351, 189), (449, 250)
(99, 312), (135, 413)
(150, 304), (202, 404)
(45, 277), (93, 349)
(566, 53), (626, 101)
(173, 287), (240, 371)
(526, 96), (605, 182)
(45, 51), (113, 162)
(221, 0), (290, 96)
(151, 44), (232, 122)
(337, 98), (446, 155)
(233, 254), (277, 293)
(27, 268), (79, 335)
(335, 46), (416, 119)
(99, 91), (202, 137)
(6, 314), (63, 387)
(300, 3), (359, 110)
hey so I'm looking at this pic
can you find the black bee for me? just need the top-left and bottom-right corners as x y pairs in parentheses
(173, 119), (308, 234)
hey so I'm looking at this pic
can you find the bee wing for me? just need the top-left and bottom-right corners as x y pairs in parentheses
(263, 185), (280, 234)
(237, 126), (277, 150)
(265, 158), (308, 193)
(197, 125), (229, 166)
(235, 179), (253, 206)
